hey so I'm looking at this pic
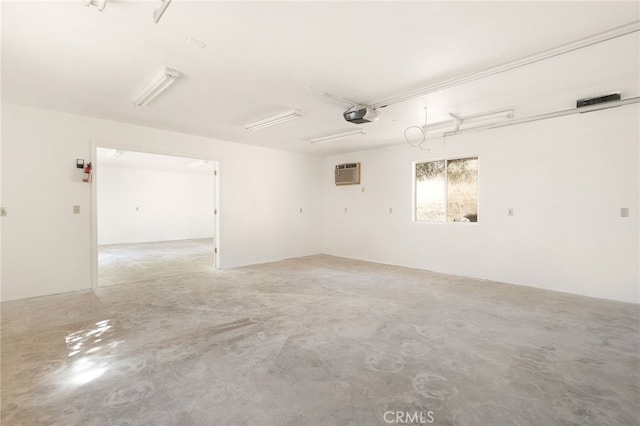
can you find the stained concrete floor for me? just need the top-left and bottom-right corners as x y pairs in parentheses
(98, 238), (216, 286)
(1, 240), (639, 425)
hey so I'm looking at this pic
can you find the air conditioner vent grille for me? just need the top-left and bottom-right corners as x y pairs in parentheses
(335, 163), (360, 185)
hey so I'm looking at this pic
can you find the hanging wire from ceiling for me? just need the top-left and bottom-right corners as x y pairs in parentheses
(404, 107), (518, 150)
(404, 106), (432, 150)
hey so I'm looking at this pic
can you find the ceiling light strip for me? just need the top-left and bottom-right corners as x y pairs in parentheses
(310, 129), (366, 144)
(153, 0), (172, 23)
(371, 21), (640, 109)
(454, 109), (514, 123)
(443, 96), (640, 137)
(133, 67), (180, 107)
(420, 110), (514, 133)
(245, 110), (301, 131)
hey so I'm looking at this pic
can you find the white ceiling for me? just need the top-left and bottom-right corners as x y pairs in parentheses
(2, 1), (639, 156)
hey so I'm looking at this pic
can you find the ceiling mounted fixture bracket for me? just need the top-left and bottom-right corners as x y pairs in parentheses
(133, 67), (180, 107)
(449, 113), (463, 132)
(153, 0), (172, 23)
(404, 108), (515, 149)
(83, 0), (107, 12)
(245, 110), (301, 131)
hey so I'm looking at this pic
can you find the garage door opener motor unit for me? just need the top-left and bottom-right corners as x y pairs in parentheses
(343, 106), (380, 124)
(335, 163), (361, 185)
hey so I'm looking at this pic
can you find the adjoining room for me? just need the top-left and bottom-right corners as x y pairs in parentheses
(95, 148), (217, 287)
(1, 1), (638, 425)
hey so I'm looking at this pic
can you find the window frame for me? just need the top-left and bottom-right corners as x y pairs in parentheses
(413, 155), (479, 224)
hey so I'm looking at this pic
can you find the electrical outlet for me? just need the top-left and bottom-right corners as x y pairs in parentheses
(73, 205), (80, 214)
(0, 207), (6, 217)
(299, 207), (303, 213)
(361, 187), (365, 193)
(344, 207), (348, 213)
(389, 208), (393, 214)
(620, 207), (629, 218)
(508, 208), (514, 216)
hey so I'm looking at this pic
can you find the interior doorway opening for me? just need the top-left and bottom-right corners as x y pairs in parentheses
(94, 148), (218, 288)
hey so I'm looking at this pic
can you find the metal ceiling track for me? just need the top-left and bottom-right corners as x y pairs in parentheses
(442, 96), (640, 138)
(371, 21), (640, 110)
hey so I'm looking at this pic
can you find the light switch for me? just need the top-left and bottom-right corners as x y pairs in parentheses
(0, 207), (6, 217)
(508, 208), (514, 216)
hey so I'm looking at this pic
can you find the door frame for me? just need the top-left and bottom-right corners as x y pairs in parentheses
(89, 140), (220, 289)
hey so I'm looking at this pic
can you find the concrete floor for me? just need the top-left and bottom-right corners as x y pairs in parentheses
(98, 238), (215, 286)
(1, 240), (639, 425)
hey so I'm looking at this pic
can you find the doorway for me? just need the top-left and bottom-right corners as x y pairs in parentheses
(92, 148), (219, 288)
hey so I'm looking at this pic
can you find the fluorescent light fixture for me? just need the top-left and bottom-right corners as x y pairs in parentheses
(421, 110), (514, 133)
(186, 160), (208, 168)
(245, 110), (301, 131)
(133, 67), (180, 107)
(443, 96), (639, 137)
(105, 150), (123, 160)
(153, 0), (172, 23)
(83, 0), (107, 11)
(449, 109), (514, 131)
(451, 109), (514, 125)
(310, 129), (366, 144)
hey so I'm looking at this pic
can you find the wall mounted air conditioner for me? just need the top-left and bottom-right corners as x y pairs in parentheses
(335, 163), (360, 185)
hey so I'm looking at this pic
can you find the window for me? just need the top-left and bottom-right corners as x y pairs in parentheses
(415, 156), (478, 222)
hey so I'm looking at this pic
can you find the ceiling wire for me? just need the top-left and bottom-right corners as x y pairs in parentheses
(404, 106), (430, 150)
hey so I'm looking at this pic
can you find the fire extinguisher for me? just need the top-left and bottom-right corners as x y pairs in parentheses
(83, 162), (93, 183)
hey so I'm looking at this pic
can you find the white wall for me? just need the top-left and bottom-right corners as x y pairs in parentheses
(3, 102), (638, 304)
(323, 105), (640, 304)
(0, 100), (3, 301)
(1, 103), (323, 301)
(98, 165), (215, 245)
